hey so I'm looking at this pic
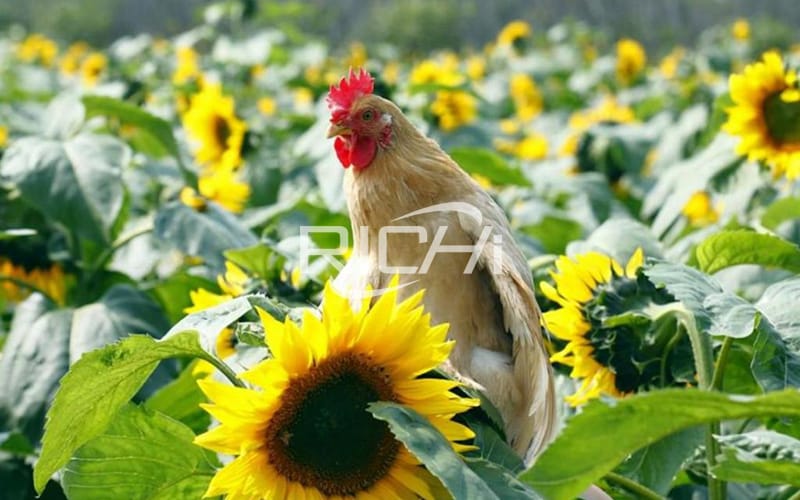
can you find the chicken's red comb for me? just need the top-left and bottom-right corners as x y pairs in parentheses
(326, 68), (374, 122)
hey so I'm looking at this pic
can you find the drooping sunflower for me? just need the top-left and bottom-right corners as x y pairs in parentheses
(723, 52), (800, 179)
(0, 257), (68, 305)
(194, 279), (478, 499)
(540, 249), (645, 406)
(182, 83), (247, 172)
(180, 168), (251, 213)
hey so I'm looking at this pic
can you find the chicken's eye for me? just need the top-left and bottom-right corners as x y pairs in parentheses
(361, 109), (374, 121)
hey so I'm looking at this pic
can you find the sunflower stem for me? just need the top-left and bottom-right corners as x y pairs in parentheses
(706, 336), (734, 500)
(603, 472), (665, 500)
(204, 355), (246, 388)
(710, 336), (734, 391)
(649, 303), (721, 500)
(85, 223), (154, 282)
(658, 318), (683, 388)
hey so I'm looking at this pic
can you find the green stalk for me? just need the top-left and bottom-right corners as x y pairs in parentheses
(659, 319), (684, 387)
(706, 336), (734, 500)
(85, 223), (154, 280)
(604, 472), (666, 500)
(647, 303), (721, 500)
(203, 355), (246, 388)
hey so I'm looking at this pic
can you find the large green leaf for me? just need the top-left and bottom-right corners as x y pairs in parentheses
(751, 319), (800, 392)
(70, 284), (170, 362)
(449, 147), (530, 186)
(694, 230), (800, 275)
(82, 95), (181, 160)
(617, 427), (704, 495)
(34, 331), (210, 493)
(62, 404), (215, 499)
(712, 430), (800, 486)
(761, 196), (800, 230)
(520, 389), (800, 500)
(0, 295), (69, 445)
(369, 402), (533, 500)
(751, 279), (800, 391)
(154, 201), (258, 269)
(145, 363), (210, 434)
(0, 133), (129, 242)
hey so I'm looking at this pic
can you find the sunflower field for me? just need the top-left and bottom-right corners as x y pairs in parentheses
(2, 5), (800, 500)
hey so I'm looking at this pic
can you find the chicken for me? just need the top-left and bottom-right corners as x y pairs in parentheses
(326, 69), (556, 463)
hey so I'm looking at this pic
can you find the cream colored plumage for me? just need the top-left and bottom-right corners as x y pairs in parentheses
(329, 91), (556, 464)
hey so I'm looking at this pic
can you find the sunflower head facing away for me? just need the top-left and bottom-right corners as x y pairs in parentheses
(616, 38), (647, 86)
(182, 83), (247, 172)
(541, 248), (680, 406)
(195, 278), (478, 499)
(724, 52), (800, 179)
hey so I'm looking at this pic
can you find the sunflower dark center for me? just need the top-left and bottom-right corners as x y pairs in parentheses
(763, 92), (800, 146)
(212, 115), (231, 148)
(265, 352), (399, 496)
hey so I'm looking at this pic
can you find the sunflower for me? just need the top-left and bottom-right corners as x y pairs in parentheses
(17, 34), (58, 67)
(431, 90), (477, 131)
(186, 261), (250, 373)
(194, 279), (478, 499)
(180, 168), (251, 214)
(409, 59), (464, 87)
(173, 46), (202, 85)
(616, 38), (647, 86)
(682, 191), (721, 226)
(59, 42), (89, 76)
(560, 97), (636, 156)
(0, 257), (67, 306)
(182, 83), (247, 172)
(732, 19), (750, 41)
(723, 52), (800, 179)
(80, 52), (107, 87)
(497, 20), (531, 49)
(541, 249), (645, 406)
(516, 133), (549, 160)
(509, 74), (543, 121)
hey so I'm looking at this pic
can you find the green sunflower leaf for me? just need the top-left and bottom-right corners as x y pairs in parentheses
(712, 430), (800, 486)
(82, 95), (180, 160)
(144, 363), (210, 434)
(761, 196), (800, 230)
(519, 388), (800, 500)
(153, 201), (258, 270)
(369, 402), (539, 499)
(0, 294), (69, 446)
(449, 147), (531, 186)
(693, 229), (800, 274)
(0, 133), (129, 243)
(34, 331), (210, 493)
(62, 404), (216, 500)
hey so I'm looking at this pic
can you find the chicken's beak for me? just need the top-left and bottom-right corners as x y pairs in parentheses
(326, 123), (351, 138)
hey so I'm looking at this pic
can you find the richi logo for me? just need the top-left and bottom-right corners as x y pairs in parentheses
(299, 202), (504, 296)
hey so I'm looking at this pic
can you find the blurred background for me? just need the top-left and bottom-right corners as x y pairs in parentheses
(1, 0), (798, 55)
